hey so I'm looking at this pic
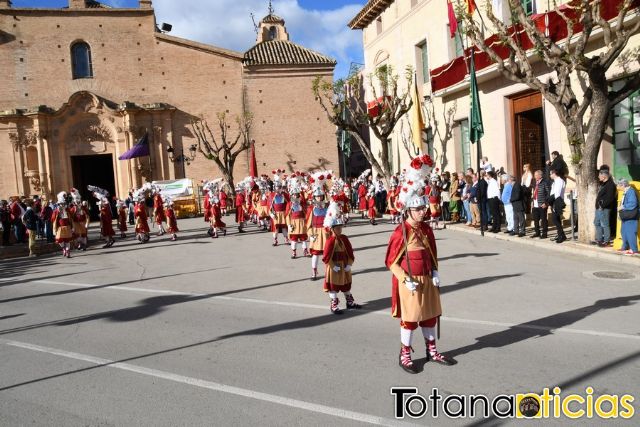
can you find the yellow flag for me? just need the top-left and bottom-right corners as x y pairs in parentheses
(411, 75), (425, 152)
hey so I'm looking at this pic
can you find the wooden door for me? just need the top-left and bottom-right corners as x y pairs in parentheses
(516, 112), (544, 174)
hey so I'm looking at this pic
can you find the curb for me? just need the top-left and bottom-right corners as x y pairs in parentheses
(445, 223), (640, 267)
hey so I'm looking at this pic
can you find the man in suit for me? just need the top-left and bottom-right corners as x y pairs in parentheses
(477, 170), (489, 231)
(549, 169), (567, 243)
(530, 170), (551, 239)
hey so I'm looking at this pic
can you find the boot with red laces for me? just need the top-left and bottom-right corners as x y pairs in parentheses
(399, 345), (419, 374)
(426, 339), (455, 366)
(345, 294), (361, 310)
(291, 249), (296, 259)
(330, 298), (342, 315)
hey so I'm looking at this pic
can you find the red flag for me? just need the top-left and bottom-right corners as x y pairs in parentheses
(467, 0), (477, 15)
(447, 0), (457, 39)
(249, 141), (258, 178)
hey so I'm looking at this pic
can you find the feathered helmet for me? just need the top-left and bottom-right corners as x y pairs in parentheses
(323, 201), (345, 229)
(367, 184), (376, 196)
(357, 169), (371, 184)
(88, 185), (110, 207)
(163, 196), (174, 207)
(398, 154), (434, 209)
(256, 176), (270, 193)
(287, 173), (303, 195)
(309, 170), (332, 197)
(329, 177), (345, 198)
(70, 188), (82, 205)
(57, 191), (69, 205)
(272, 169), (285, 189)
(116, 199), (126, 209)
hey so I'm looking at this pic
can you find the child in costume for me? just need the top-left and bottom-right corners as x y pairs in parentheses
(117, 199), (128, 238)
(306, 171), (332, 280)
(322, 201), (360, 314)
(164, 197), (179, 241)
(286, 176), (308, 258)
(52, 191), (74, 258)
(367, 184), (377, 225)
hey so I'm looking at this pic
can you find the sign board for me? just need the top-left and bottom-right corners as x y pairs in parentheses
(151, 179), (193, 198)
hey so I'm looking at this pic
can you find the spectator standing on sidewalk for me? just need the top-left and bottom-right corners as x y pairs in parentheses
(617, 179), (639, 255)
(375, 175), (387, 217)
(440, 172), (451, 222)
(0, 200), (11, 246)
(501, 174), (514, 234)
(530, 170), (551, 239)
(462, 175), (473, 226)
(486, 171), (501, 233)
(41, 198), (54, 243)
(477, 171), (488, 230)
(521, 163), (533, 215)
(593, 169), (617, 247)
(545, 151), (569, 180)
(549, 169), (567, 243)
(510, 176), (526, 236)
(22, 199), (38, 257)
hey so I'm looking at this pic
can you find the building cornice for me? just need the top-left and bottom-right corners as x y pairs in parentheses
(155, 33), (244, 61)
(0, 8), (153, 16)
(348, 0), (394, 30)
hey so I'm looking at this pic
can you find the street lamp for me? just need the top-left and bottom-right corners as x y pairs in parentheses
(167, 144), (197, 178)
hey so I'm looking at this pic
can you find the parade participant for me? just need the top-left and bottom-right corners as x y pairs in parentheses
(385, 154), (454, 374)
(219, 186), (229, 216)
(366, 185), (377, 225)
(70, 189), (90, 250)
(210, 191), (227, 238)
(306, 171), (331, 280)
(203, 182), (212, 225)
(428, 174), (442, 230)
(52, 191), (74, 258)
(164, 197), (179, 241)
(357, 169), (370, 218)
(256, 176), (271, 231)
(134, 189), (151, 243)
(249, 181), (261, 224)
(116, 199), (128, 238)
(342, 183), (352, 223)
(322, 200), (360, 314)
(153, 188), (167, 235)
(286, 177), (308, 258)
(268, 170), (290, 246)
(388, 183), (400, 224)
(235, 183), (248, 233)
(98, 197), (116, 248)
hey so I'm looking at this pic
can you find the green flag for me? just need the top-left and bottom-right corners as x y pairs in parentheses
(469, 50), (484, 143)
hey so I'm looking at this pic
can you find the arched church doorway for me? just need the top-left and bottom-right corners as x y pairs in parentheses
(71, 154), (116, 221)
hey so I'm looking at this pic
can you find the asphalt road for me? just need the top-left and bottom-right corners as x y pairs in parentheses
(1, 217), (639, 426)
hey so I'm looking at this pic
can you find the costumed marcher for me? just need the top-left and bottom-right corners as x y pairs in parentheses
(52, 191), (74, 258)
(306, 171), (331, 280)
(268, 169), (290, 246)
(210, 191), (227, 238)
(428, 174), (442, 230)
(153, 188), (167, 235)
(385, 154), (454, 374)
(97, 197), (116, 248)
(164, 197), (179, 241)
(249, 181), (261, 224)
(219, 186), (229, 216)
(235, 183), (248, 233)
(117, 199), (128, 238)
(134, 188), (151, 243)
(387, 183), (400, 224)
(203, 183), (212, 225)
(70, 189), (90, 250)
(357, 169), (370, 218)
(322, 200), (360, 314)
(367, 184), (377, 225)
(286, 176), (308, 258)
(256, 176), (271, 231)
(341, 183), (352, 223)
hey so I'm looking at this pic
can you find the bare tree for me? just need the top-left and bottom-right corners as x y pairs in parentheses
(459, 0), (640, 242)
(424, 98), (457, 170)
(313, 65), (414, 185)
(191, 112), (253, 196)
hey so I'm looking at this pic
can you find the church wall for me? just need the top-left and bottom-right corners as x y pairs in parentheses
(245, 68), (339, 176)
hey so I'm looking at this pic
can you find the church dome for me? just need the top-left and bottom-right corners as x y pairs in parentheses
(261, 13), (285, 24)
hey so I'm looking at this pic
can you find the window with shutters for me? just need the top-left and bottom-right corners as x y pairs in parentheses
(71, 42), (93, 79)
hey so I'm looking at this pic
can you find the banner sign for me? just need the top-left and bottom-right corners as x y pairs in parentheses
(152, 179), (193, 198)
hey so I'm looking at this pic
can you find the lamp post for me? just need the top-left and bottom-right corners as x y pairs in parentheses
(167, 144), (197, 178)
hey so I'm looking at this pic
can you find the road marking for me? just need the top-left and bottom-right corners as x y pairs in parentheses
(2, 339), (416, 427)
(5, 278), (640, 341)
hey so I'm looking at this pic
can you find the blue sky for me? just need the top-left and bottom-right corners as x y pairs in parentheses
(12, 0), (366, 77)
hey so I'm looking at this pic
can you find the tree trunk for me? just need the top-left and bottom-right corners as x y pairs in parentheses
(348, 130), (388, 184)
(575, 88), (611, 244)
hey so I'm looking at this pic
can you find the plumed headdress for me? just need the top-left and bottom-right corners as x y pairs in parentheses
(309, 170), (333, 197)
(323, 200), (345, 228)
(70, 188), (82, 205)
(357, 169), (371, 184)
(397, 154), (434, 209)
(57, 191), (69, 205)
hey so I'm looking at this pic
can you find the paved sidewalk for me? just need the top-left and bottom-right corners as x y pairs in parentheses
(445, 221), (640, 266)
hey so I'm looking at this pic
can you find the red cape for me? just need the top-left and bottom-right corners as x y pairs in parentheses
(323, 234), (355, 265)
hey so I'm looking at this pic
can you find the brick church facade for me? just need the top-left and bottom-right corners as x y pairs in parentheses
(0, 0), (337, 201)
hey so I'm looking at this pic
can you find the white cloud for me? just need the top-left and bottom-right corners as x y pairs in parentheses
(152, 0), (363, 77)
